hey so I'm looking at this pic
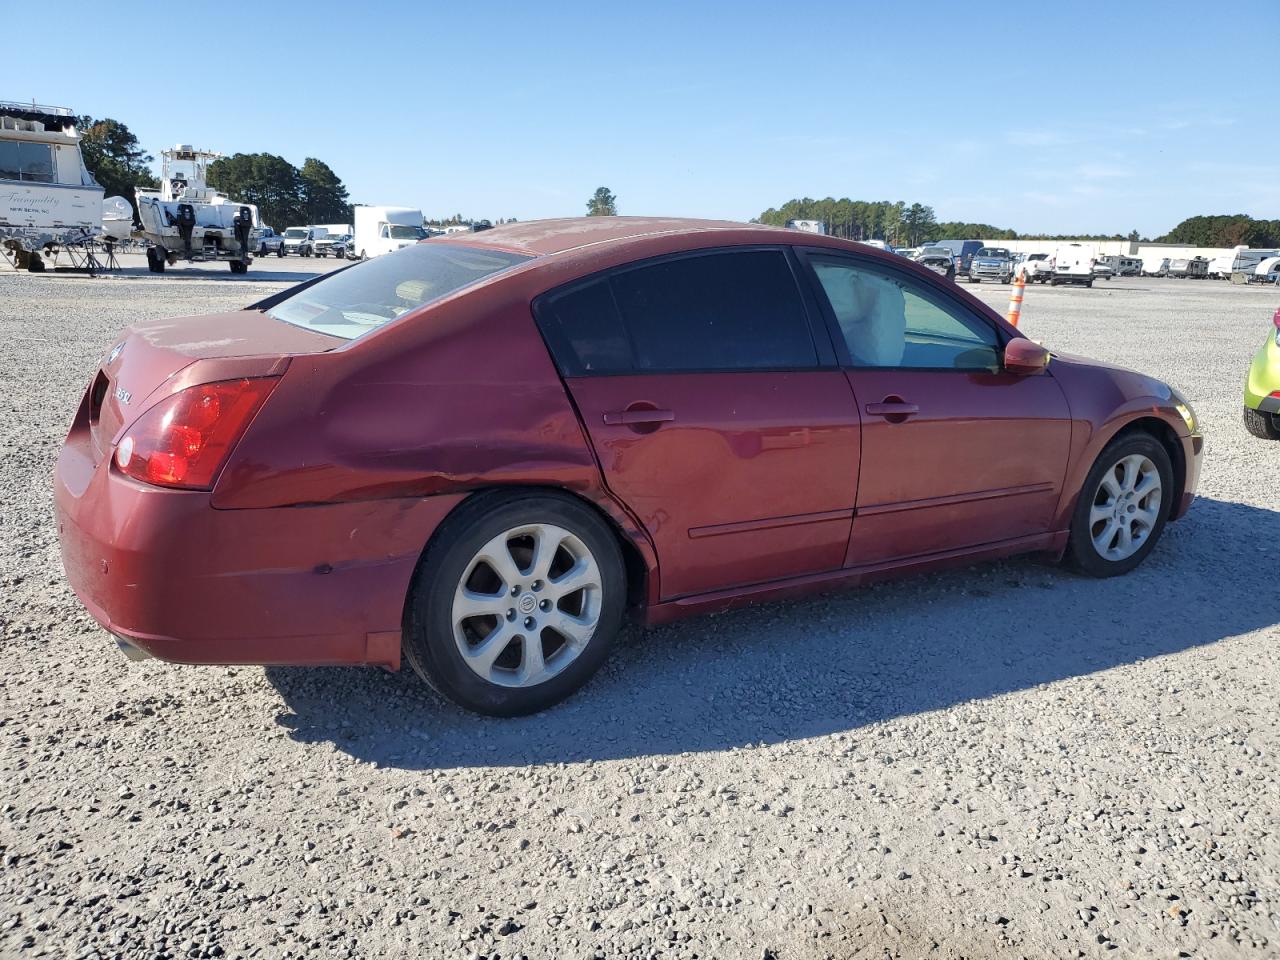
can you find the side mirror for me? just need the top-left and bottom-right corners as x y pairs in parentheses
(1004, 338), (1050, 375)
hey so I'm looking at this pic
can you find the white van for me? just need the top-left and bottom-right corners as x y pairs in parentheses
(1050, 243), (1095, 287)
(352, 206), (426, 260)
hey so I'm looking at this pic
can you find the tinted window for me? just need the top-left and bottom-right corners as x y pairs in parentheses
(540, 279), (632, 375)
(810, 257), (1000, 371)
(266, 242), (530, 340)
(538, 249), (819, 375)
(609, 250), (816, 371)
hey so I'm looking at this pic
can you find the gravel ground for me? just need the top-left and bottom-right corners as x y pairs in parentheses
(2, 257), (1278, 960)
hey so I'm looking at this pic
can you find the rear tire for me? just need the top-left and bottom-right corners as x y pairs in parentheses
(1065, 433), (1173, 578)
(1243, 405), (1280, 440)
(404, 492), (626, 716)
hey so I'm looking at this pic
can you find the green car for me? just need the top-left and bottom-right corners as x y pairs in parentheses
(1244, 308), (1280, 439)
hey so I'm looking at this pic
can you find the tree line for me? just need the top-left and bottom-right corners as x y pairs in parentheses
(1157, 215), (1280, 249)
(207, 154), (350, 229)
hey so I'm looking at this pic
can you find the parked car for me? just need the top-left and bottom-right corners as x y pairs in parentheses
(896, 246), (922, 260)
(968, 247), (1014, 284)
(1092, 260), (1115, 281)
(256, 226), (285, 258)
(314, 233), (352, 259)
(54, 218), (1202, 716)
(930, 239), (984, 277)
(1018, 252), (1054, 283)
(1050, 243), (1095, 287)
(281, 226), (327, 257)
(1243, 307), (1280, 439)
(916, 246), (955, 279)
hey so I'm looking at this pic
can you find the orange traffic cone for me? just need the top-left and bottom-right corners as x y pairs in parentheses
(1006, 268), (1026, 327)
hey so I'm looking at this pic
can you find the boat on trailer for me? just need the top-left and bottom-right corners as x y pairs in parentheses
(0, 101), (103, 272)
(135, 145), (260, 273)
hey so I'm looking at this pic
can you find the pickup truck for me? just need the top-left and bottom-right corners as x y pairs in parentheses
(281, 226), (327, 257)
(314, 233), (352, 259)
(256, 226), (285, 257)
(967, 247), (1014, 283)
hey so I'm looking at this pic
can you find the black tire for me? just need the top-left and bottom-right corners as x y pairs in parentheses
(404, 492), (627, 716)
(1243, 405), (1280, 440)
(1086, 280), (1094, 288)
(276, 247), (285, 257)
(1065, 432), (1173, 578)
(27, 252), (46, 273)
(1050, 278), (1060, 286)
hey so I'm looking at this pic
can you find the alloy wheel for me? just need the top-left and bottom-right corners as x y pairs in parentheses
(1089, 454), (1162, 561)
(451, 523), (602, 688)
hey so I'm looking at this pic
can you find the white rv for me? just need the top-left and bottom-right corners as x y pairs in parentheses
(352, 205), (426, 259)
(1208, 246), (1279, 279)
(1141, 256), (1170, 277)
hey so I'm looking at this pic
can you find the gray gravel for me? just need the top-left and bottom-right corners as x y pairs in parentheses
(2, 257), (1279, 959)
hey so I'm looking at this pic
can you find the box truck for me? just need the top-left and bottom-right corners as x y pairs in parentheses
(352, 206), (426, 260)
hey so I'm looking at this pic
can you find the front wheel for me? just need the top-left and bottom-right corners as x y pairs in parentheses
(404, 493), (626, 716)
(1065, 434), (1173, 577)
(1243, 405), (1280, 440)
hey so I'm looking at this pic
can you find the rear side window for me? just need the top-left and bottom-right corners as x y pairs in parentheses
(538, 249), (818, 375)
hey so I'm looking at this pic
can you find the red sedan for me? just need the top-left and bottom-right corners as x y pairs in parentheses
(55, 218), (1203, 715)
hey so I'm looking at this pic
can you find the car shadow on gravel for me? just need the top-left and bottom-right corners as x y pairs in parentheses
(267, 496), (1280, 769)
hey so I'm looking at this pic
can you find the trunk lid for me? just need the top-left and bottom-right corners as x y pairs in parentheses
(88, 309), (340, 460)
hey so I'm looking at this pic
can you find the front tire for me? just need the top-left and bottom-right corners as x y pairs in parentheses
(1243, 405), (1280, 440)
(1065, 433), (1173, 577)
(404, 493), (626, 716)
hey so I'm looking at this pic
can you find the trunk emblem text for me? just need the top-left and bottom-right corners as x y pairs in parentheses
(114, 385), (131, 405)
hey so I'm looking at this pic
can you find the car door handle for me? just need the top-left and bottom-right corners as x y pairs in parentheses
(865, 399), (919, 421)
(602, 408), (675, 426)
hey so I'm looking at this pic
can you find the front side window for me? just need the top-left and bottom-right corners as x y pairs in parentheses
(0, 141), (54, 182)
(809, 256), (1000, 371)
(537, 249), (818, 375)
(266, 243), (530, 340)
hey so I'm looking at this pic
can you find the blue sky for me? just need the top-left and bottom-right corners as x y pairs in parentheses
(12, 1), (1276, 235)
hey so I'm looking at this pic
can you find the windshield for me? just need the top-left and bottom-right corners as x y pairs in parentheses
(387, 224), (427, 240)
(265, 243), (531, 340)
(976, 248), (1009, 258)
(284, 228), (308, 238)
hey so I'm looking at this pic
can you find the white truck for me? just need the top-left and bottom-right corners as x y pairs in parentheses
(352, 206), (426, 260)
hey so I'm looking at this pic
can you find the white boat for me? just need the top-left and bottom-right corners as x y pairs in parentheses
(0, 101), (104, 272)
(102, 195), (133, 242)
(135, 145), (260, 273)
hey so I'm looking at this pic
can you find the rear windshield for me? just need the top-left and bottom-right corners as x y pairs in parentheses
(265, 243), (531, 340)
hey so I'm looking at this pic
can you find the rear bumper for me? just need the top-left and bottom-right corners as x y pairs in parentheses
(55, 436), (463, 668)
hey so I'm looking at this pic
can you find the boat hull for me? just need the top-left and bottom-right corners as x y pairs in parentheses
(0, 181), (104, 252)
(136, 193), (258, 260)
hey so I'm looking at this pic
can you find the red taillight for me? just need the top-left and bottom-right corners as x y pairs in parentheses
(114, 377), (279, 489)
